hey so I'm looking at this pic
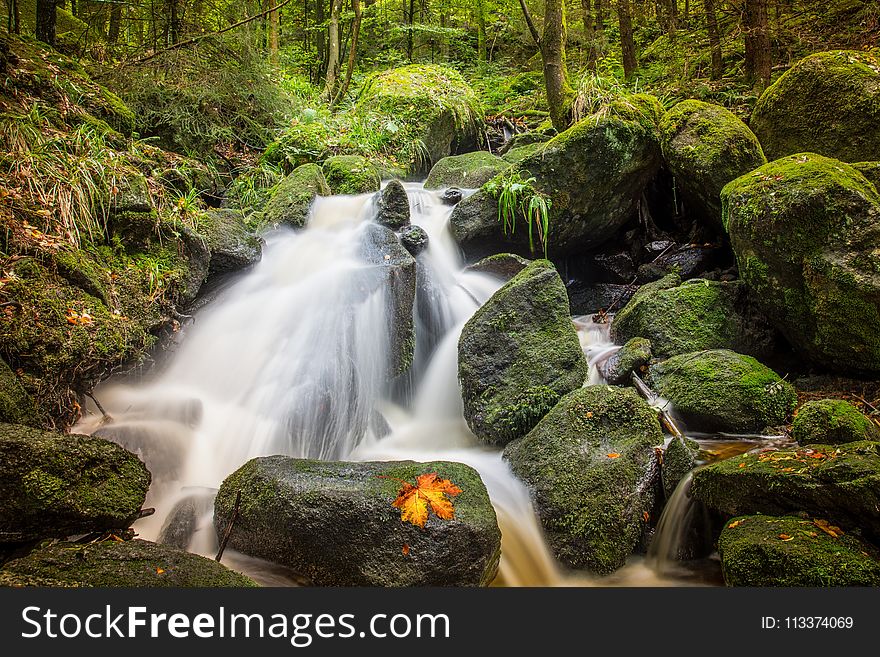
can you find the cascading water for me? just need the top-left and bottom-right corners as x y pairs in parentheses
(74, 183), (711, 586)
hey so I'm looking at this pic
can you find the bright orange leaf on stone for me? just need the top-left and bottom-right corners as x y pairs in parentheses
(390, 473), (462, 528)
(606, 453), (620, 459)
(402, 544), (410, 556)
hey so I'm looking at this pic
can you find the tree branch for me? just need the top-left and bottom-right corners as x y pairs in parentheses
(518, 0), (542, 48)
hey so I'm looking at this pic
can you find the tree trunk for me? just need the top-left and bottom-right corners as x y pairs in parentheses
(108, 5), (122, 45)
(35, 0), (59, 45)
(8, 0), (21, 34)
(744, 0), (771, 89)
(595, 0), (605, 29)
(704, 0), (722, 80)
(332, 0), (361, 105)
(542, 0), (574, 131)
(616, 0), (637, 79)
(324, 0), (343, 99)
(476, 0), (487, 61)
(316, 0), (326, 66)
(169, 0), (183, 44)
(407, 0), (415, 61)
(267, 0), (280, 65)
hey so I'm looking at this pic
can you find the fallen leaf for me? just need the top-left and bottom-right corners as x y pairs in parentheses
(813, 519), (843, 538)
(586, 411), (593, 418)
(642, 511), (650, 522)
(728, 520), (744, 529)
(402, 544), (410, 556)
(606, 453), (620, 459)
(156, 568), (165, 574)
(778, 534), (794, 541)
(738, 462), (747, 468)
(390, 473), (462, 528)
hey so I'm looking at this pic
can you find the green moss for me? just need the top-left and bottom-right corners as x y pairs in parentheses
(504, 385), (662, 573)
(321, 155), (381, 195)
(501, 141), (545, 165)
(722, 153), (880, 372)
(649, 349), (797, 433)
(719, 515), (880, 586)
(751, 50), (880, 162)
(793, 398), (879, 445)
(258, 163), (330, 230)
(1, 539), (258, 587)
(424, 151), (510, 189)
(853, 161), (880, 190)
(0, 358), (41, 426)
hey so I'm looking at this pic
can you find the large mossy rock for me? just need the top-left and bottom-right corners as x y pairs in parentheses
(598, 337), (652, 386)
(648, 349), (797, 433)
(425, 151), (510, 189)
(359, 224), (417, 377)
(0, 423), (150, 543)
(504, 386), (663, 573)
(322, 155), (381, 195)
(1, 539), (257, 587)
(691, 440), (880, 541)
(611, 274), (775, 359)
(793, 399), (879, 445)
(214, 457), (501, 586)
(659, 100), (766, 228)
(854, 161), (880, 189)
(465, 253), (531, 281)
(458, 260), (588, 445)
(0, 359), (40, 426)
(356, 65), (483, 174)
(200, 209), (262, 274)
(722, 153), (880, 372)
(450, 102), (661, 260)
(718, 515), (880, 587)
(751, 50), (880, 162)
(259, 163), (330, 229)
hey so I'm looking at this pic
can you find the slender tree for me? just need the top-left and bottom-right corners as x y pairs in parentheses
(616, 0), (637, 79)
(35, 0), (59, 45)
(267, 0), (280, 65)
(744, 0), (771, 88)
(704, 0), (722, 80)
(7, 0), (21, 34)
(324, 0), (343, 99)
(332, 0), (361, 105)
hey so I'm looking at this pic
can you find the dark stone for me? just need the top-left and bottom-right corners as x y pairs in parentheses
(440, 187), (463, 205)
(157, 489), (215, 550)
(567, 281), (636, 315)
(465, 253), (531, 281)
(375, 180), (410, 230)
(598, 337), (652, 385)
(593, 251), (636, 283)
(399, 224), (429, 256)
(202, 209), (262, 275)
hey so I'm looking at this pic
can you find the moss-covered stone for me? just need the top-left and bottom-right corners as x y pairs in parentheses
(660, 100), (766, 229)
(0, 359), (41, 426)
(322, 155), (381, 195)
(373, 180), (410, 230)
(599, 337), (652, 386)
(611, 274), (775, 359)
(662, 436), (700, 499)
(691, 440), (880, 542)
(399, 224), (428, 256)
(751, 50), (880, 162)
(648, 349), (797, 433)
(450, 106), (661, 260)
(501, 141), (546, 165)
(424, 151), (510, 189)
(793, 399), (879, 445)
(722, 153), (880, 372)
(853, 161), (880, 190)
(1, 539), (257, 587)
(465, 253), (531, 281)
(259, 163), (330, 229)
(503, 386), (663, 573)
(0, 423), (150, 543)
(214, 457), (500, 586)
(718, 515), (880, 586)
(357, 65), (483, 174)
(199, 208), (262, 274)
(458, 260), (588, 445)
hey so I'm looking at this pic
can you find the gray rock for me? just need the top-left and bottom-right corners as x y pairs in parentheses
(598, 337), (652, 385)
(375, 180), (410, 229)
(399, 224), (429, 256)
(202, 209), (262, 274)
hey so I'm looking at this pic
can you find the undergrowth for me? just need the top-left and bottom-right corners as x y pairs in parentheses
(484, 171), (552, 258)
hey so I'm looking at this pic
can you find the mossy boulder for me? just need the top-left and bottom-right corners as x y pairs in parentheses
(722, 153), (880, 372)
(356, 65), (483, 174)
(425, 152), (510, 189)
(214, 457), (501, 586)
(611, 274), (775, 359)
(1, 539), (257, 587)
(501, 141), (546, 165)
(718, 515), (880, 586)
(465, 253), (531, 281)
(0, 423), (150, 543)
(0, 359), (40, 426)
(199, 209), (262, 274)
(691, 440), (880, 542)
(751, 50), (880, 162)
(359, 224), (416, 377)
(853, 161), (880, 189)
(322, 155), (381, 195)
(458, 260), (588, 445)
(793, 399), (879, 445)
(374, 180), (410, 229)
(662, 436), (700, 499)
(659, 100), (766, 228)
(259, 163), (330, 229)
(598, 337), (652, 386)
(503, 386), (663, 573)
(648, 349), (797, 433)
(450, 105), (661, 260)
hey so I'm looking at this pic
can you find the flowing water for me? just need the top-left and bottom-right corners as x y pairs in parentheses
(74, 184), (756, 587)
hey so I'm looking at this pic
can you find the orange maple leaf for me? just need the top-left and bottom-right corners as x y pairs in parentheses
(389, 473), (462, 528)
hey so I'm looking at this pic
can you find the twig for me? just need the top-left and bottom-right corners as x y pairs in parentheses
(632, 372), (686, 442)
(215, 490), (242, 562)
(84, 391), (112, 422)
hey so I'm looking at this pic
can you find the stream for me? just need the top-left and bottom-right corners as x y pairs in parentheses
(74, 184), (775, 586)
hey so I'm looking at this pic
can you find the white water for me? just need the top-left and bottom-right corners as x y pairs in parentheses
(74, 184), (696, 586)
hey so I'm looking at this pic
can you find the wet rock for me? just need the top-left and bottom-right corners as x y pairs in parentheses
(692, 440), (880, 542)
(651, 244), (724, 280)
(322, 155), (381, 195)
(458, 260), (588, 445)
(374, 180), (411, 230)
(425, 151), (510, 189)
(0, 423), (150, 543)
(465, 253), (531, 281)
(201, 208), (262, 275)
(439, 187), (463, 205)
(718, 514), (880, 587)
(648, 349), (797, 433)
(567, 281), (636, 315)
(1, 539), (257, 587)
(260, 163), (330, 229)
(792, 399), (880, 445)
(598, 337), (651, 385)
(593, 251), (636, 283)
(504, 386), (663, 574)
(214, 458), (500, 586)
(661, 437), (699, 499)
(399, 224), (429, 256)
(158, 489), (215, 549)
(723, 153), (880, 372)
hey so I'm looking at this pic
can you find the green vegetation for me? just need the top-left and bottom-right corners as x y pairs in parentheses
(793, 398), (880, 445)
(484, 171), (552, 258)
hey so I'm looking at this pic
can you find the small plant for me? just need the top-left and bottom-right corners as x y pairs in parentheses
(484, 171), (552, 258)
